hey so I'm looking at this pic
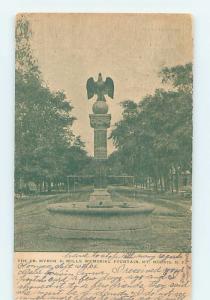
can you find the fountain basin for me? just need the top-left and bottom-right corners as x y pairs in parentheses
(47, 202), (154, 240)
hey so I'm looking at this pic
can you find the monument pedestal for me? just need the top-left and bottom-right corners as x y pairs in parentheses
(87, 189), (113, 208)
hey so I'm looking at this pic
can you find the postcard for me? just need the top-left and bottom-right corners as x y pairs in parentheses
(14, 13), (192, 299)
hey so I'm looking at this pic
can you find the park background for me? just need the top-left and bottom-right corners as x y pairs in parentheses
(14, 14), (192, 253)
(15, 14), (192, 194)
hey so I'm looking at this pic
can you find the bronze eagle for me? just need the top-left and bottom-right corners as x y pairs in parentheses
(86, 73), (114, 101)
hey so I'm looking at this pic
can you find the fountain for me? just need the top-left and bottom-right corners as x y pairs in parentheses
(47, 73), (154, 241)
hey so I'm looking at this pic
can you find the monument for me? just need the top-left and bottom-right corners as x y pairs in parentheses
(47, 74), (154, 241)
(87, 73), (113, 208)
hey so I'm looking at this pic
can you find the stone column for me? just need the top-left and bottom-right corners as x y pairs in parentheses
(89, 114), (111, 160)
(88, 101), (113, 207)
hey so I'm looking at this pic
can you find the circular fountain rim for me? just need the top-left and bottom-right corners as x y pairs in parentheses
(47, 202), (154, 215)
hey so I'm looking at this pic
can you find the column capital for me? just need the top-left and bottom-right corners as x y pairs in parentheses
(89, 114), (111, 129)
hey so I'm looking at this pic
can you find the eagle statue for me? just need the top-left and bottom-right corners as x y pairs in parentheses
(86, 73), (114, 101)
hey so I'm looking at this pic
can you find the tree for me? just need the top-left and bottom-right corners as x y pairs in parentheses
(15, 16), (89, 193)
(110, 63), (192, 192)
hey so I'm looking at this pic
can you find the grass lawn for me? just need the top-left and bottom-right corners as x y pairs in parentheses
(14, 187), (191, 252)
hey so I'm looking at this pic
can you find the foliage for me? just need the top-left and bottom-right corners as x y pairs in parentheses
(160, 63), (193, 94)
(110, 63), (192, 191)
(15, 17), (89, 192)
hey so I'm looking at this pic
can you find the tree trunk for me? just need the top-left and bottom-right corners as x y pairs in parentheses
(175, 170), (179, 192)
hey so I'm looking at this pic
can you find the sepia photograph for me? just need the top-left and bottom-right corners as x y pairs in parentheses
(15, 13), (192, 253)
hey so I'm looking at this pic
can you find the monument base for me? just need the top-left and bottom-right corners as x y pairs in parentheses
(88, 188), (113, 208)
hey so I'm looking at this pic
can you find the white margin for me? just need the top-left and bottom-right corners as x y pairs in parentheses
(0, 1), (210, 299)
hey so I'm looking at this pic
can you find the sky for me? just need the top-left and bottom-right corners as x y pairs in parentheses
(23, 13), (192, 155)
